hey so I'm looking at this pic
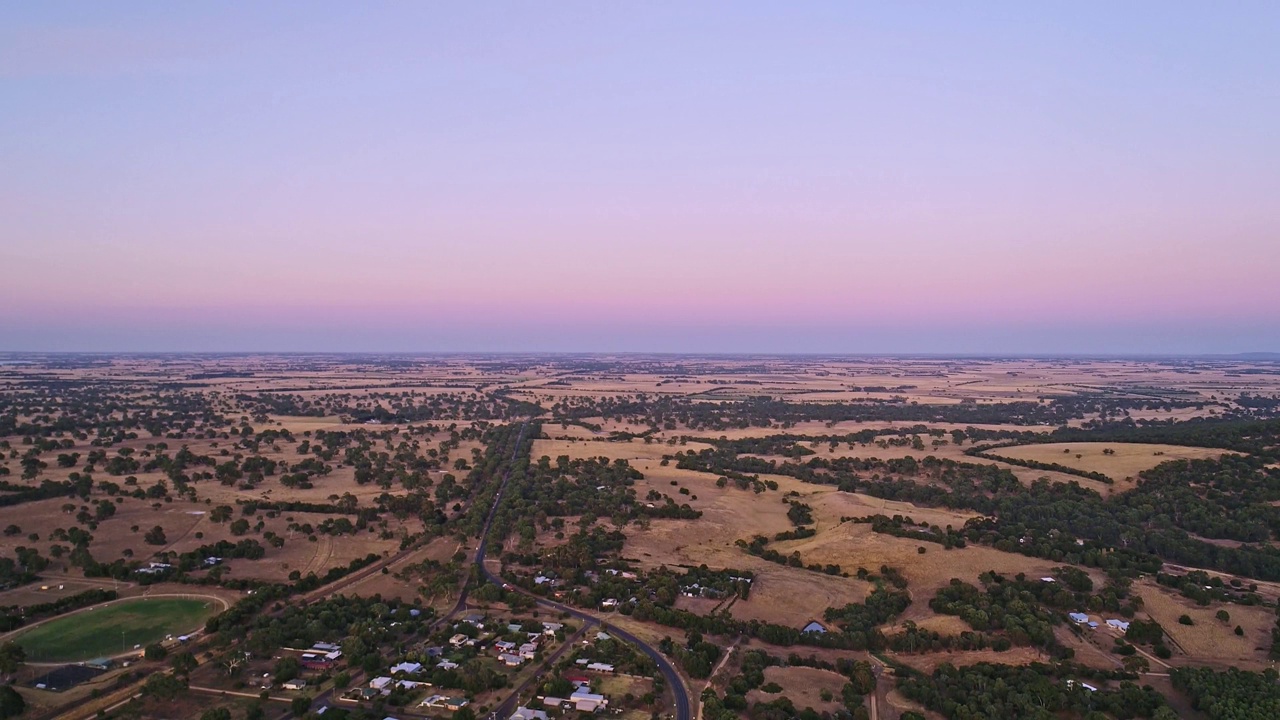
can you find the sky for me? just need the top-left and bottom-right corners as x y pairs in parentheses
(2, 2), (1278, 354)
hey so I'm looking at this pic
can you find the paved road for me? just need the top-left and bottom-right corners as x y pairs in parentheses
(471, 422), (692, 720)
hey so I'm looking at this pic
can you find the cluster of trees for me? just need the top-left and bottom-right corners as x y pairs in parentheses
(660, 631), (722, 678)
(0, 588), (117, 631)
(236, 594), (429, 673)
(0, 378), (227, 442)
(547, 392), (1204, 432)
(822, 574), (912, 636)
(897, 662), (1174, 720)
(849, 514), (967, 548)
(1171, 666), (1280, 720)
(1155, 569), (1263, 607)
(237, 388), (543, 424)
(928, 573), (1066, 653)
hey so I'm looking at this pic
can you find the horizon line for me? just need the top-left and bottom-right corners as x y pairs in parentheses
(1, 350), (1277, 361)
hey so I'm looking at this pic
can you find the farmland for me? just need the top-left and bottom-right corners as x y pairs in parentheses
(1, 353), (1280, 719)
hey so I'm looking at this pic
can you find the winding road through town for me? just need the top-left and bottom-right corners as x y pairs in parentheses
(473, 421), (692, 720)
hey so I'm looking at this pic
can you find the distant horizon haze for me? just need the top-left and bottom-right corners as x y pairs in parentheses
(2, 3), (1278, 353)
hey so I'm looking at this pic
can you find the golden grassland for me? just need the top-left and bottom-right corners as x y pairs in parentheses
(1135, 579), (1277, 667)
(988, 442), (1232, 482)
(746, 666), (850, 714)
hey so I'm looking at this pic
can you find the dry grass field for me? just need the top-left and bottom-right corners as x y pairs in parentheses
(988, 442), (1232, 482)
(778, 521), (1061, 599)
(746, 666), (851, 714)
(1134, 580), (1277, 667)
(891, 646), (1046, 673)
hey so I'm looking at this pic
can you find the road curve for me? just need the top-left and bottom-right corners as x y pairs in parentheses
(472, 422), (692, 720)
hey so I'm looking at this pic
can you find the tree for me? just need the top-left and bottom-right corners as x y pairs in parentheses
(144, 525), (167, 545)
(142, 673), (186, 700)
(171, 651), (198, 676)
(0, 643), (24, 674)
(201, 709), (231, 720)
(144, 643), (168, 661)
(0, 686), (23, 719)
(290, 696), (312, 717)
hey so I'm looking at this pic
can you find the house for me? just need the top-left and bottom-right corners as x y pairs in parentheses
(302, 651), (339, 669)
(541, 697), (567, 710)
(1068, 613), (1090, 624)
(600, 598), (618, 610)
(313, 642), (341, 652)
(449, 633), (470, 648)
(437, 660), (459, 671)
(510, 708), (550, 720)
(344, 687), (380, 702)
(461, 613), (485, 627)
(390, 662), (422, 674)
(499, 653), (524, 667)
(1106, 619), (1130, 632)
(420, 695), (469, 711)
(370, 677), (394, 691)
(1040, 577), (1056, 583)
(595, 631), (611, 642)
(587, 662), (614, 673)
(563, 672), (589, 685)
(542, 623), (563, 635)
(507, 623), (524, 633)
(519, 642), (539, 657)
(283, 679), (308, 691)
(1067, 679), (1098, 692)
(570, 689), (608, 713)
(802, 621), (827, 634)
(397, 680), (427, 690)
(494, 640), (517, 654)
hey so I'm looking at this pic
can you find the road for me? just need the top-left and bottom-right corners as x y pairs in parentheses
(470, 421), (692, 720)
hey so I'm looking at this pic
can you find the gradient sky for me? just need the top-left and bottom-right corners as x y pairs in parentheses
(3, 2), (1278, 354)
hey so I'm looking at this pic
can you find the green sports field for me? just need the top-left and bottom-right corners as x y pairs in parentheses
(14, 597), (217, 662)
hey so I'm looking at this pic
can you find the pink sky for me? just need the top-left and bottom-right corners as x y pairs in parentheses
(2, 3), (1278, 353)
